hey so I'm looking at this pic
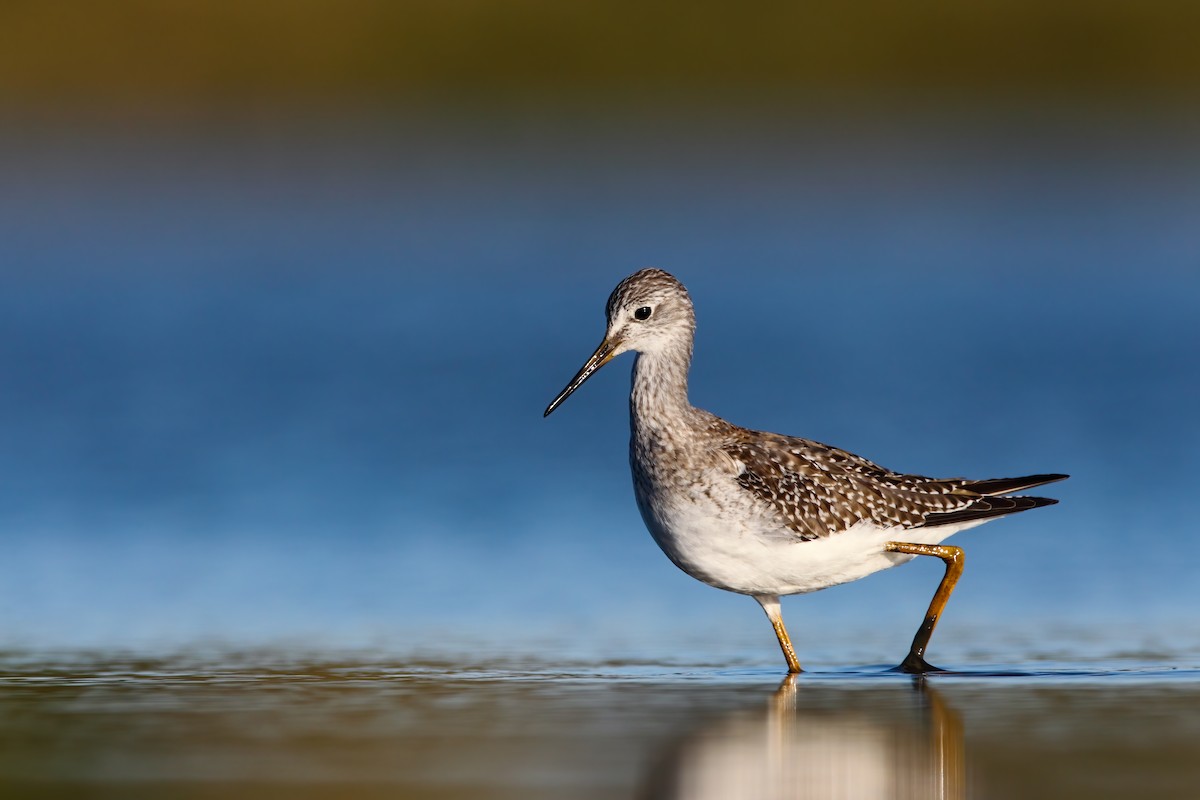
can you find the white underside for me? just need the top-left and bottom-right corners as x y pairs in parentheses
(639, 485), (987, 596)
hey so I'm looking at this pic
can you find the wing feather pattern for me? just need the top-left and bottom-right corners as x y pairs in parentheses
(719, 427), (1064, 540)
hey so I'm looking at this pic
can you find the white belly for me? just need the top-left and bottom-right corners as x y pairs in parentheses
(636, 479), (982, 596)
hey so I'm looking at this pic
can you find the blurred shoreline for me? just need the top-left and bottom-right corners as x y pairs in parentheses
(5, 2), (1200, 110)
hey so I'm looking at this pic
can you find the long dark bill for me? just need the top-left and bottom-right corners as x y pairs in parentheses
(543, 337), (620, 417)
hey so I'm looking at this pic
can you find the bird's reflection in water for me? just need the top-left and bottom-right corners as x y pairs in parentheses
(640, 677), (964, 800)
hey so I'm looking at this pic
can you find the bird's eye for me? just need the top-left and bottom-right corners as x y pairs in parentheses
(634, 306), (652, 321)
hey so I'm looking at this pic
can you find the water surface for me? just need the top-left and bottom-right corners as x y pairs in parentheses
(3, 653), (1199, 799)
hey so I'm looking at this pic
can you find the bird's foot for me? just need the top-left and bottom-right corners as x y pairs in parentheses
(890, 652), (945, 674)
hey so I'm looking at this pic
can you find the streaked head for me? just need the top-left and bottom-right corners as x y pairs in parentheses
(544, 268), (695, 416)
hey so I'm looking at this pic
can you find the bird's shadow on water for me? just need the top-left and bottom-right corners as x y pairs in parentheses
(637, 672), (967, 799)
(636, 658), (1200, 798)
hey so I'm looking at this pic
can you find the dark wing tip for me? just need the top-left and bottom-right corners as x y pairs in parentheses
(921, 494), (1059, 528)
(966, 473), (1069, 497)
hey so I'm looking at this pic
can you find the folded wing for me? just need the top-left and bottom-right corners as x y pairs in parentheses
(721, 429), (1066, 540)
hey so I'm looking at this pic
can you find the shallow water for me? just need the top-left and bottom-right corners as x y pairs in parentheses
(3, 653), (1200, 799)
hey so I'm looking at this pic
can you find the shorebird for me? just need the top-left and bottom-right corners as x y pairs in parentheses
(544, 268), (1066, 673)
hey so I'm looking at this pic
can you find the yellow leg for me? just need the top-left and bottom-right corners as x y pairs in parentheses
(755, 595), (802, 673)
(885, 542), (965, 673)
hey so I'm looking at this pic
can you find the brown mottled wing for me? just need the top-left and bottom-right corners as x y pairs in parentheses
(721, 431), (1003, 540)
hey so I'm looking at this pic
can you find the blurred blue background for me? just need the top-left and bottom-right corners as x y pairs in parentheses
(2, 3), (1198, 664)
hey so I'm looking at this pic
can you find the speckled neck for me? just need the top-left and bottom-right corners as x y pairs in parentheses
(629, 339), (696, 438)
